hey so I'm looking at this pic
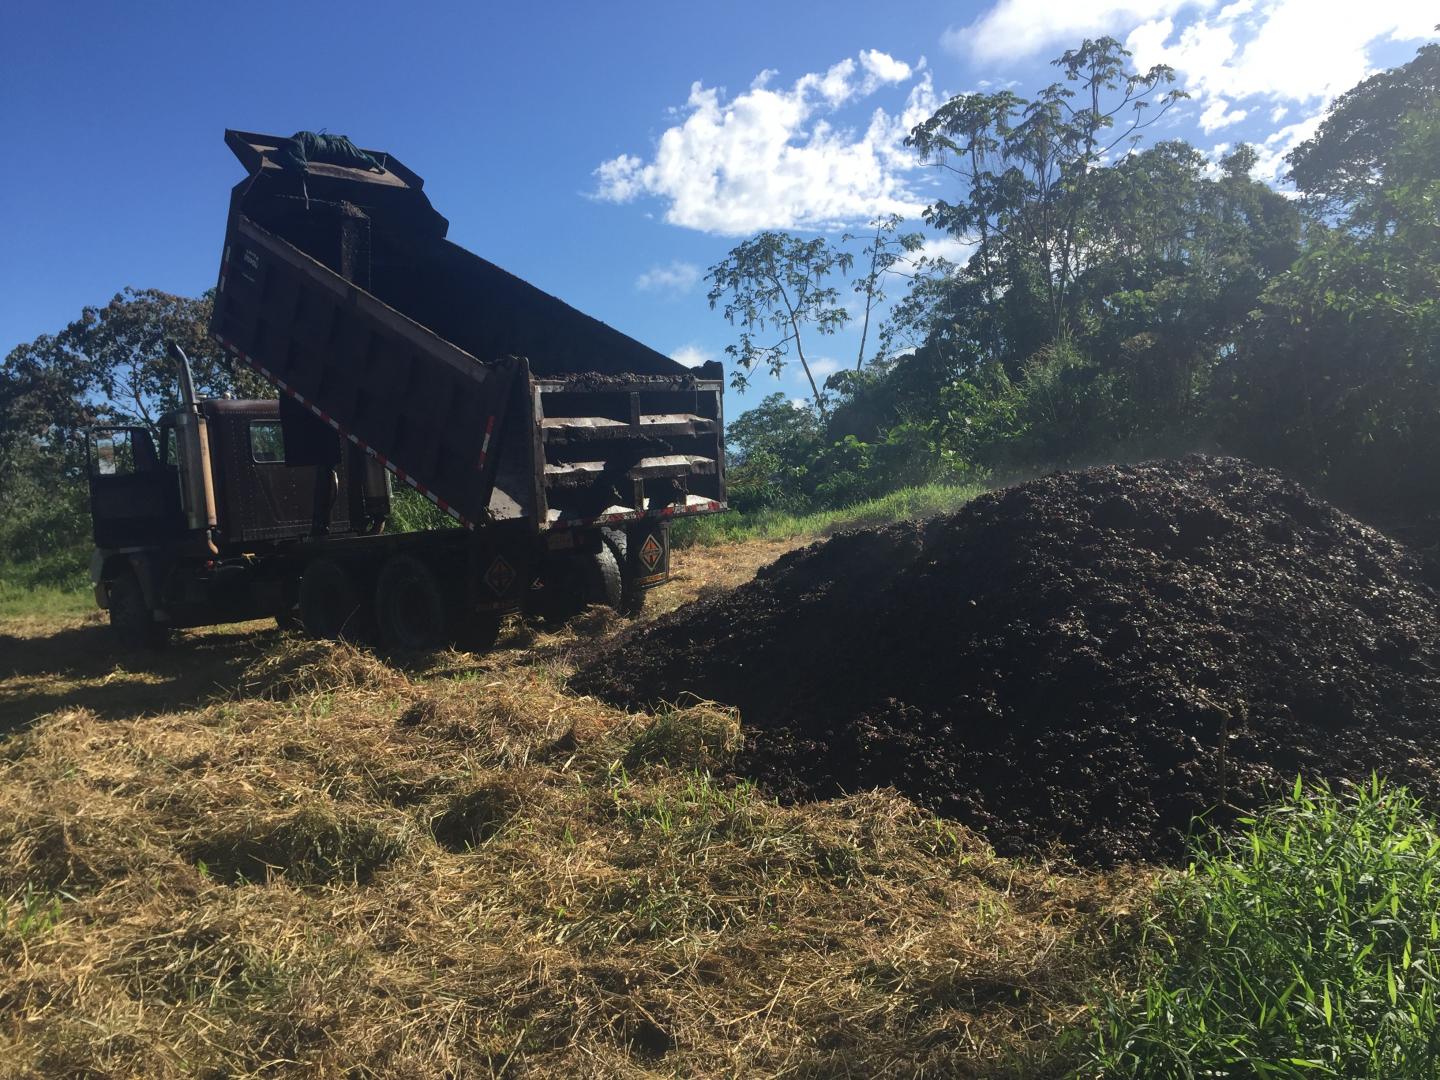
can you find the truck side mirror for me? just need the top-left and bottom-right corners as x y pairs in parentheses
(88, 427), (160, 476)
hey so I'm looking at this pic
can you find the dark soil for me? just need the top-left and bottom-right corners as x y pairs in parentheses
(573, 457), (1440, 864)
(540, 371), (706, 390)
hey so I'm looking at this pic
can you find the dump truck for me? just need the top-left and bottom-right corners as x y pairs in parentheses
(85, 130), (726, 649)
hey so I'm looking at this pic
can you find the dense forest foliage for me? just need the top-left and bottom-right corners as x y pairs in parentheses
(716, 40), (1440, 531)
(1, 40), (1436, 592)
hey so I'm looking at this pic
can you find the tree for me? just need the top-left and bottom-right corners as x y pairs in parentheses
(722, 392), (824, 510)
(876, 42), (1307, 473)
(841, 215), (924, 371)
(0, 288), (267, 585)
(2, 288), (270, 450)
(907, 37), (1185, 353)
(1070, 140), (1297, 440)
(704, 40), (1437, 531)
(1221, 53), (1440, 517)
(1286, 42), (1440, 210)
(706, 233), (854, 416)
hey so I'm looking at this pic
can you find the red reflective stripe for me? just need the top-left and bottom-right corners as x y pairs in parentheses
(476, 414), (497, 471)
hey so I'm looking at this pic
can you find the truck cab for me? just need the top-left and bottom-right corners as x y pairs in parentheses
(87, 395), (388, 646)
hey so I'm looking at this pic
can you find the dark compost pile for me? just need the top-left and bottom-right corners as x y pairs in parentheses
(573, 457), (1440, 864)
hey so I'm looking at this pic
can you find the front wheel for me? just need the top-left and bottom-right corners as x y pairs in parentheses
(107, 570), (169, 651)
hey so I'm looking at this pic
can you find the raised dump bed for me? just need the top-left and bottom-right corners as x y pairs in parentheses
(83, 131), (726, 651)
(210, 129), (725, 531)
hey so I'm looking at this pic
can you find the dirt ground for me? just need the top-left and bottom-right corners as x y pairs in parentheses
(577, 459), (1440, 865)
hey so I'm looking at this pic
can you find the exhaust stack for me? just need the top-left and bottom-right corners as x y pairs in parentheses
(166, 341), (219, 539)
(169, 339), (201, 411)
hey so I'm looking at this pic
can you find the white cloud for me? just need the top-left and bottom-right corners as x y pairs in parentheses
(635, 260), (701, 293)
(593, 51), (934, 235)
(914, 235), (977, 265)
(858, 49), (913, 91)
(670, 343), (715, 368)
(946, 0), (1214, 63)
(808, 356), (843, 378)
(1126, 0), (1436, 178)
(1249, 112), (1325, 186)
(1129, 1), (1433, 105)
(1198, 97), (1248, 132)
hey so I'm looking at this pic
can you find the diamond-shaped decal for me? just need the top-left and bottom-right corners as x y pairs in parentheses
(484, 555), (516, 596)
(639, 534), (663, 571)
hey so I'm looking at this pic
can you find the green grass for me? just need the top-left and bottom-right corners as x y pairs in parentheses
(671, 482), (987, 548)
(0, 576), (93, 619)
(1079, 777), (1440, 1079)
(0, 887), (67, 941)
(388, 484), (461, 532)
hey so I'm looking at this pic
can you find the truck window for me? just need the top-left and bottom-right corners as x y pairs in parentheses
(250, 421), (285, 463)
(160, 424), (177, 466)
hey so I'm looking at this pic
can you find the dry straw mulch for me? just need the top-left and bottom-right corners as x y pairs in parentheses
(0, 547), (1147, 1077)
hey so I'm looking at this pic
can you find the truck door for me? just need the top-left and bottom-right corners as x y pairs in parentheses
(214, 413), (356, 542)
(86, 427), (185, 548)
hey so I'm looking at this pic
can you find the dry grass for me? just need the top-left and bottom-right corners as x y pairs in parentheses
(0, 542), (1149, 1077)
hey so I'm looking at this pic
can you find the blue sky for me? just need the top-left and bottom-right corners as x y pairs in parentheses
(2, 1), (1433, 415)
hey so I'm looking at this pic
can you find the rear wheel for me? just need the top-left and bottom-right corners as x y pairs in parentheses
(602, 530), (647, 616)
(299, 558), (366, 641)
(107, 570), (169, 651)
(374, 554), (449, 651)
(584, 542), (623, 612)
(532, 544), (623, 625)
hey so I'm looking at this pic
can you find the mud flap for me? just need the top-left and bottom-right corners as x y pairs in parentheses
(625, 523), (670, 589)
(467, 532), (537, 615)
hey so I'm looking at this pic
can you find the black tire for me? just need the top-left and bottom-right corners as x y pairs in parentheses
(299, 558), (367, 641)
(602, 530), (647, 616)
(531, 544), (621, 624)
(374, 554), (449, 651)
(107, 570), (169, 651)
(584, 542), (623, 612)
